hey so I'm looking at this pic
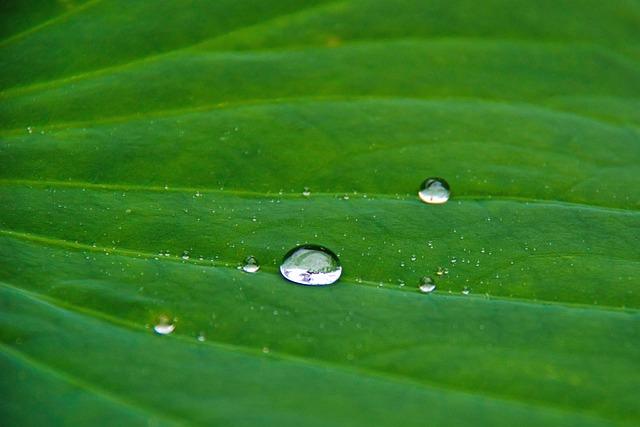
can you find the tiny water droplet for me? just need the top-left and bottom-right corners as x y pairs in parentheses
(197, 333), (206, 342)
(436, 266), (449, 276)
(462, 287), (470, 295)
(418, 277), (436, 293)
(153, 315), (175, 335)
(302, 187), (311, 197)
(242, 256), (260, 273)
(418, 177), (450, 204)
(280, 244), (342, 285)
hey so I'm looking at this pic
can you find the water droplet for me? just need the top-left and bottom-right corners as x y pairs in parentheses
(280, 244), (342, 285)
(418, 277), (436, 293)
(241, 256), (260, 273)
(462, 287), (470, 295)
(436, 266), (448, 276)
(153, 315), (175, 335)
(418, 177), (450, 204)
(302, 187), (311, 197)
(197, 333), (206, 342)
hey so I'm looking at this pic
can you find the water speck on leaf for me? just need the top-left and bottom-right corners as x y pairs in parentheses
(153, 315), (175, 335)
(280, 244), (342, 285)
(418, 277), (436, 293)
(436, 266), (449, 276)
(302, 187), (311, 197)
(418, 177), (450, 204)
(462, 287), (470, 295)
(242, 256), (260, 273)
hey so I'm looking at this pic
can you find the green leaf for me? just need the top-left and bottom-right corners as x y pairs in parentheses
(1, 1), (639, 426)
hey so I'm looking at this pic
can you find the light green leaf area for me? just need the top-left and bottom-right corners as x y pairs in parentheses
(1, 1), (639, 426)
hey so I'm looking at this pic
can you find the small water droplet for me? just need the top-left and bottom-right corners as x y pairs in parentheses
(462, 287), (470, 295)
(302, 187), (311, 197)
(242, 256), (260, 273)
(197, 333), (206, 342)
(280, 244), (342, 285)
(153, 315), (175, 335)
(418, 177), (450, 204)
(436, 266), (448, 276)
(418, 277), (436, 293)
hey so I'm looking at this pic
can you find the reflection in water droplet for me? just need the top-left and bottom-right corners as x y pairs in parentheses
(418, 177), (450, 204)
(280, 244), (342, 285)
(153, 315), (175, 335)
(418, 277), (436, 293)
(242, 256), (260, 273)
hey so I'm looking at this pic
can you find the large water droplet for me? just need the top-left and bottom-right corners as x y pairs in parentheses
(153, 315), (175, 335)
(280, 244), (342, 285)
(418, 177), (450, 204)
(418, 277), (436, 293)
(241, 256), (260, 273)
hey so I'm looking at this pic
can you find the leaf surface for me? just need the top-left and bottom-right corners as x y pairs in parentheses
(1, 1), (639, 426)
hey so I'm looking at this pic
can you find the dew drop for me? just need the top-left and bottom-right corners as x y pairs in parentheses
(418, 276), (436, 293)
(241, 256), (260, 273)
(436, 266), (449, 276)
(153, 315), (175, 335)
(302, 187), (311, 197)
(279, 244), (342, 285)
(418, 177), (450, 204)
(462, 287), (470, 295)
